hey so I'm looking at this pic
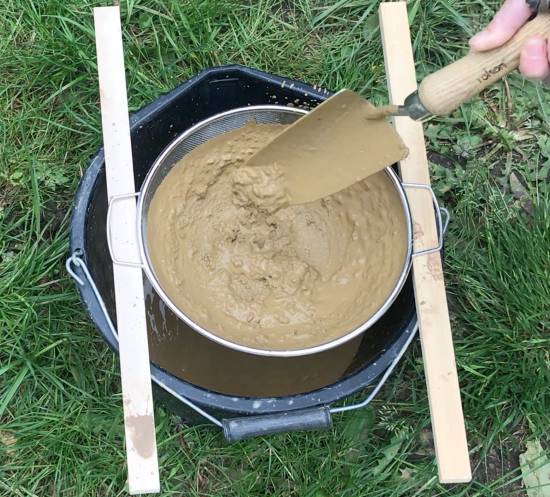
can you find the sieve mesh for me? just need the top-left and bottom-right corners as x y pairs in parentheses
(142, 107), (305, 207)
(140, 106), (308, 289)
(136, 105), (413, 357)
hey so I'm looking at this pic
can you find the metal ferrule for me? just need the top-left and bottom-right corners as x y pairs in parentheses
(527, 0), (550, 13)
(397, 91), (432, 121)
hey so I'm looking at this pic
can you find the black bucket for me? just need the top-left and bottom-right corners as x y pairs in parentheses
(68, 65), (418, 438)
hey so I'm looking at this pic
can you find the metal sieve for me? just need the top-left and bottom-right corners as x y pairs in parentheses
(107, 106), (447, 357)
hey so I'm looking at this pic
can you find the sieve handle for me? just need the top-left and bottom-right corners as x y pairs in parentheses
(417, 13), (550, 117)
(222, 406), (332, 442)
(402, 183), (450, 257)
(106, 192), (144, 268)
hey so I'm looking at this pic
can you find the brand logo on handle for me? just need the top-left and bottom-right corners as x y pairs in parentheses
(477, 62), (507, 83)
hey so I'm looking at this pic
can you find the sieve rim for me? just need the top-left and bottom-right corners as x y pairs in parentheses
(136, 105), (413, 357)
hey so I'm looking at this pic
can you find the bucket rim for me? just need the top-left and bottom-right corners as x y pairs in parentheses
(68, 64), (418, 415)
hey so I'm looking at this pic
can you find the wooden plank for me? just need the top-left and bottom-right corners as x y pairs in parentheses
(93, 6), (160, 494)
(379, 2), (471, 484)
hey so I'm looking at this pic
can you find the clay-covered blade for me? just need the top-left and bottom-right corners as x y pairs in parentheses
(246, 89), (409, 205)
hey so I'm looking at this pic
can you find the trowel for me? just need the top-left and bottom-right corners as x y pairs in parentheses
(246, 13), (550, 205)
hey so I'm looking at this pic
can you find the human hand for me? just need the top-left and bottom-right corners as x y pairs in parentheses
(469, 0), (549, 83)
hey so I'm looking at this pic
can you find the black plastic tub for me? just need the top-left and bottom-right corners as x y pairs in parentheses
(68, 65), (417, 433)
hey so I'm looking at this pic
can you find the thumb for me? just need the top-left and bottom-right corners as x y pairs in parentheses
(519, 36), (550, 80)
(469, 0), (533, 51)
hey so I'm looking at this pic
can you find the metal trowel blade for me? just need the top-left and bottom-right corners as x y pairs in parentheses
(246, 89), (409, 205)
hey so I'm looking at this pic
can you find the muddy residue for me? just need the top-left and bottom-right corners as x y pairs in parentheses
(146, 122), (408, 351)
(126, 414), (155, 458)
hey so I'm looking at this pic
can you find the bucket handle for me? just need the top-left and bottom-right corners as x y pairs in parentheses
(222, 406), (332, 442)
(106, 192), (143, 268)
(402, 182), (450, 257)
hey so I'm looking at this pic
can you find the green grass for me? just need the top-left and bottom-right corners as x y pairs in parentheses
(1, 0), (549, 495)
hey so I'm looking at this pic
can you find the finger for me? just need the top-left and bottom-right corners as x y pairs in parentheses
(469, 0), (532, 51)
(519, 36), (550, 80)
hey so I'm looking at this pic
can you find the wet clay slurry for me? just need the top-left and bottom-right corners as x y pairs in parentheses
(147, 122), (408, 351)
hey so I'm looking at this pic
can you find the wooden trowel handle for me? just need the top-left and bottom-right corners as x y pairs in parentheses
(418, 13), (550, 116)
